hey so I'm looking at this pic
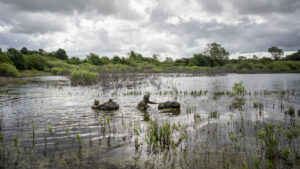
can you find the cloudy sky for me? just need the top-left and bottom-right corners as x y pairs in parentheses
(0, 0), (299, 59)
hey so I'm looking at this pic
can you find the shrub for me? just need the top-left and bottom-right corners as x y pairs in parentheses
(78, 63), (98, 72)
(0, 63), (19, 77)
(0, 53), (13, 64)
(48, 60), (74, 69)
(24, 54), (48, 70)
(70, 70), (98, 85)
(51, 67), (70, 75)
(232, 81), (246, 98)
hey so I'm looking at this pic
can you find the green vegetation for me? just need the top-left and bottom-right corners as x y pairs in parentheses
(70, 70), (98, 86)
(1, 44), (300, 85)
(0, 63), (19, 77)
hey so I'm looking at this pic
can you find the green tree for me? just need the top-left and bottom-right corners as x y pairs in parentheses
(20, 47), (29, 55)
(0, 48), (3, 54)
(191, 54), (212, 66)
(129, 51), (137, 60)
(268, 46), (283, 60)
(86, 53), (102, 65)
(100, 56), (110, 64)
(38, 49), (46, 56)
(285, 50), (300, 60)
(253, 55), (258, 60)
(112, 55), (121, 64)
(55, 48), (68, 60)
(67, 57), (82, 65)
(203, 42), (229, 66)
(6, 48), (26, 70)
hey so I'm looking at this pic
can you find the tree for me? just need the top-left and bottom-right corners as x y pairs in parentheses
(38, 49), (46, 56)
(55, 48), (68, 60)
(6, 48), (26, 70)
(20, 47), (29, 55)
(238, 56), (247, 61)
(253, 55), (258, 60)
(112, 55), (121, 64)
(100, 56), (110, 64)
(203, 42), (229, 66)
(191, 54), (211, 66)
(86, 53), (102, 65)
(164, 57), (174, 64)
(268, 46), (283, 60)
(129, 51), (137, 60)
(0, 48), (2, 54)
(67, 57), (82, 65)
(285, 50), (300, 61)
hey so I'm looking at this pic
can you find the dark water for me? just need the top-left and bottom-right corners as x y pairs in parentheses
(0, 73), (300, 168)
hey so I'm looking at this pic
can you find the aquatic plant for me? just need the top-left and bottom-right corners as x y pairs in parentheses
(47, 125), (53, 136)
(258, 124), (278, 162)
(242, 160), (247, 169)
(285, 107), (295, 118)
(229, 133), (238, 150)
(253, 157), (261, 169)
(145, 119), (186, 151)
(76, 133), (82, 147)
(210, 111), (218, 119)
(232, 81), (246, 98)
(134, 138), (139, 150)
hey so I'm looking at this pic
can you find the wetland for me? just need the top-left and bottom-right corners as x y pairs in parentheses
(0, 73), (300, 169)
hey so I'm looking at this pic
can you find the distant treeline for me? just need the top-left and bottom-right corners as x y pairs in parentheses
(1, 43), (300, 78)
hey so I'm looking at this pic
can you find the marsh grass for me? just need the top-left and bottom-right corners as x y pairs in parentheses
(210, 111), (219, 119)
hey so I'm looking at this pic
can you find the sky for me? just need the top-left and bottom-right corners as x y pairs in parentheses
(0, 0), (299, 59)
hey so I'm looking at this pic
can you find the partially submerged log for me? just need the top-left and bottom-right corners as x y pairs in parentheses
(158, 101), (180, 109)
(92, 99), (119, 111)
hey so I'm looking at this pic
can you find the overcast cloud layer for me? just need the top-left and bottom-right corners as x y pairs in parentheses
(0, 0), (299, 59)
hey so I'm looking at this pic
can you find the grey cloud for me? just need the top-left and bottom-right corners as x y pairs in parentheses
(0, 0), (140, 20)
(230, 0), (300, 14)
(0, 0), (300, 58)
(198, 0), (223, 13)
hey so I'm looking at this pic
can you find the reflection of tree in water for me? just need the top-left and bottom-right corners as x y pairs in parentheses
(98, 71), (161, 90)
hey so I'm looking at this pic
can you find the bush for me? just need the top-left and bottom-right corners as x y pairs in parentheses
(24, 54), (48, 70)
(48, 60), (74, 69)
(0, 53), (13, 64)
(78, 63), (98, 72)
(51, 67), (70, 75)
(0, 63), (19, 77)
(70, 70), (98, 85)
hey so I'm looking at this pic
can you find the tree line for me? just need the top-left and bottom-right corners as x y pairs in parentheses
(1, 43), (300, 77)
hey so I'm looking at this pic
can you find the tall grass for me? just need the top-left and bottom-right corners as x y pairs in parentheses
(70, 70), (98, 85)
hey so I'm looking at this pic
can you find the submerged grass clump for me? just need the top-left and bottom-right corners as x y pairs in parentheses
(70, 70), (98, 86)
(258, 124), (278, 162)
(210, 110), (219, 118)
(285, 107), (295, 118)
(145, 119), (186, 151)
